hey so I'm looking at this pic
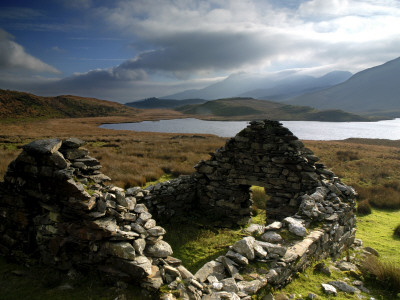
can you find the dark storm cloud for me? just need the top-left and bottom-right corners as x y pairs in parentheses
(120, 30), (315, 73)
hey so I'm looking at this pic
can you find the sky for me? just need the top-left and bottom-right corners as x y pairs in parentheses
(1, 0), (400, 103)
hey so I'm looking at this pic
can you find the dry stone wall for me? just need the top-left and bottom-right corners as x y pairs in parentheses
(194, 120), (344, 225)
(0, 120), (358, 299)
(0, 138), (191, 294)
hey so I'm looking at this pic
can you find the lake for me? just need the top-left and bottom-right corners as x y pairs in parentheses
(100, 118), (400, 140)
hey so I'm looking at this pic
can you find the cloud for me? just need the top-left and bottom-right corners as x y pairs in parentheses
(51, 46), (64, 53)
(61, 0), (92, 9)
(0, 7), (44, 20)
(0, 29), (60, 73)
(4, 67), (220, 103)
(2, 0), (400, 101)
(94, 0), (400, 77)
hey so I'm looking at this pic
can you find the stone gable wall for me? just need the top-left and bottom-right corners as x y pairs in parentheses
(194, 120), (338, 225)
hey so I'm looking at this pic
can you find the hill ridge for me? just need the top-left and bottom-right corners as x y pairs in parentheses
(0, 89), (138, 121)
(176, 97), (370, 122)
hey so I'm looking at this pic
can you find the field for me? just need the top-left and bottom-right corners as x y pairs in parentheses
(0, 116), (399, 299)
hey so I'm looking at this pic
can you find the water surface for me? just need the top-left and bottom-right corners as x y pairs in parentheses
(100, 118), (400, 140)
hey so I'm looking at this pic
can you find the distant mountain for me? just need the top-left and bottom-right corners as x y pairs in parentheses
(285, 57), (400, 117)
(126, 97), (207, 109)
(240, 71), (352, 101)
(0, 89), (138, 122)
(162, 70), (351, 101)
(176, 97), (369, 122)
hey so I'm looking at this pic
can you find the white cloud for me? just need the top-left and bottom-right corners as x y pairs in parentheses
(0, 29), (60, 73)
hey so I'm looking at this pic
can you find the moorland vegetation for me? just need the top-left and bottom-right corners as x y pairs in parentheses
(0, 99), (399, 299)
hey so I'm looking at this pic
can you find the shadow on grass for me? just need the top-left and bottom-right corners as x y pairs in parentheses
(162, 216), (246, 273)
(0, 256), (144, 300)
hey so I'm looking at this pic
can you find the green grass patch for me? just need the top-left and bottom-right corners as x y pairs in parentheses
(142, 173), (175, 188)
(274, 259), (393, 300)
(357, 208), (400, 265)
(0, 143), (21, 150)
(163, 220), (245, 273)
(251, 209), (266, 225)
(88, 141), (108, 147)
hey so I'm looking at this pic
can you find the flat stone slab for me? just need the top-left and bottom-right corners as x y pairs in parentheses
(328, 281), (358, 294)
(23, 139), (62, 155)
(321, 283), (337, 296)
(62, 137), (86, 148)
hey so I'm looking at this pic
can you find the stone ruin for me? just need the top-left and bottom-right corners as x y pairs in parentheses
(0, 120), (357, 299)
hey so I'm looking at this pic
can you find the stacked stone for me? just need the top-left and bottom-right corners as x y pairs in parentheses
(136, 176), (197, 221)
(0, 138), (175, 292)
(194, 120), (352, 225)
(162, 210), (356, 299)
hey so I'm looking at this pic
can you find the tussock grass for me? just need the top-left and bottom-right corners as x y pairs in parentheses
(0, 147), (20, 180)
(394, 224), (400, 238)
(308, 140), (400, 209)
(361, 254), (400, 294)
(0, 117), (225, 187)
(354, 184), (400, 209)
(357, 200), (372, 215)
(336, 150), (360, 161)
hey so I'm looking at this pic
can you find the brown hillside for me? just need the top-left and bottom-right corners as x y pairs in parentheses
(0, 89), (139, 121)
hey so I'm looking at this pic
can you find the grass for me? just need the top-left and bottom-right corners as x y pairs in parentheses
(163, 220), (245, 273)
(395, 224), (400, 238)
(274, 207), (400, 299)
(357, 200), (372, 215)
(356, 208), (400, 266)
(272, 258), (395, 300)
(307, 140), (400, 209)
(361, 255), (400, 294)
(251, 186), (269, 210)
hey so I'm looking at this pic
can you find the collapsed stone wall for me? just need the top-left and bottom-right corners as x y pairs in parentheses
(0, 138), (193, 293)
(0, 120), (358, 299)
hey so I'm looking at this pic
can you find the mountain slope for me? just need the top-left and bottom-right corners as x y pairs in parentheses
(241, 71), (352, 101)
(0, 89), (138, 121)
(176, 97), (369, 121)
(126, 97), (207, 109)
(285, 57), (400, 116)
(162, 70), (351, 101)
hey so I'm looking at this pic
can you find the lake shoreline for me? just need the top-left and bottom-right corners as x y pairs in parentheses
(100, 118), (400, 141)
